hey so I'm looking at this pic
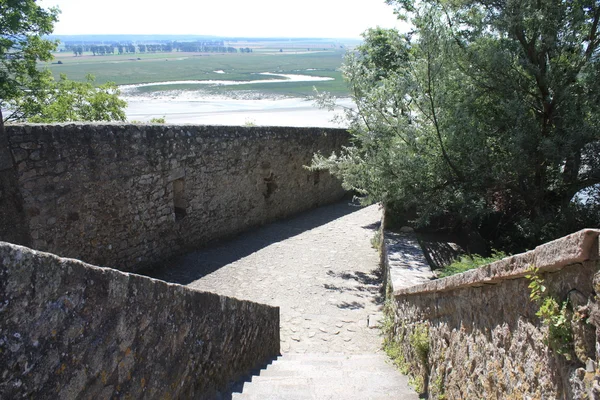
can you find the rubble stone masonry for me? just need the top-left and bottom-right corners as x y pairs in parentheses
(0, 124), (348, 271)
(0, 242), (280, 399)
(387, 229), (600, 399)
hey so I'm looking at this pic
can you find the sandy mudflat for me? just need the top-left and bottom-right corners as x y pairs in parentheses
(121, 71), (352, 127)
(125, 95), (353, 127)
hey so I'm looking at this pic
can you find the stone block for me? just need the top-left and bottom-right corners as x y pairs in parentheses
(533, 229), (600, 271)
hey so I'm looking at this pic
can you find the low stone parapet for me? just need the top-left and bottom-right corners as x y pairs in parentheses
(394, 229), (599, 296)
(0, 242), (280, 399)
(384, 229), (600, 399)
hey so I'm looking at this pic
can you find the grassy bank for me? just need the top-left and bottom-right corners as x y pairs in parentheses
(42, 50), (349, 97)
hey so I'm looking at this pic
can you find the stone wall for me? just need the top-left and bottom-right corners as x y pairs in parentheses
(0, 127), (29, 246)
(0, 241), (280, 399)
(387, 229), (600, 399)
(1, 124), (347, 271)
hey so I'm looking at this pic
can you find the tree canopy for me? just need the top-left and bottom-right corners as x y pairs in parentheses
(313, 0), (600, 251)
(0, 0), (58, 121)
(8, 74), (126, 122)
(0, 0), (126, 124)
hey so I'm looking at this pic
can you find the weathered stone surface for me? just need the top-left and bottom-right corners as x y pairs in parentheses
(1, 124), (348, 272)
(231, 354), (419, 400)
(0, 125), (13, 171)
(0, 126), (29, 246)
(385, 230), (600, 399)
(534, 228), (600, 271)
(382, 231), (435, 292)
(0, 242), (279, 399)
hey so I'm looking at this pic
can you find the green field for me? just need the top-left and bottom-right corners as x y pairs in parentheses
(42, 50), (349, 97)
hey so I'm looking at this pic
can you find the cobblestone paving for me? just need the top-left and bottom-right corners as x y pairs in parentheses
(146, 202), (386, 354)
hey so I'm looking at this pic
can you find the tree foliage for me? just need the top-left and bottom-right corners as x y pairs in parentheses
(7, 73), (126, 122)
(0, 0), (126, 123)
(313, 0), (600, 251)
(0, 0), (58, 120)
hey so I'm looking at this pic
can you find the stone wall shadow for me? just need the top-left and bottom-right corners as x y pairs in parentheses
(217, 354), (279, 399)
(139, 200), (363, 285)
(416, 232), (466, 270)
(325, 268), (384, 307)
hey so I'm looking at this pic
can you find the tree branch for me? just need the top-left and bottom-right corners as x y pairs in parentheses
(586, 5), (600, 60)
(425, 47), (464, 182)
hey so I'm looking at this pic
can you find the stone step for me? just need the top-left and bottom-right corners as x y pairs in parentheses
(229, 353), (419, 400)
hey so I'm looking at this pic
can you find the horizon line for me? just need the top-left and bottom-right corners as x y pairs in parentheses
(47, 33), (363, 40)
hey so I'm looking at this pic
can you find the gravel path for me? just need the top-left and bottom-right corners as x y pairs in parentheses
(145, 202), (386, 354)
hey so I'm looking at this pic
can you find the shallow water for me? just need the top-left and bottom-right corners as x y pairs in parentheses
(120, 73), (334, 91)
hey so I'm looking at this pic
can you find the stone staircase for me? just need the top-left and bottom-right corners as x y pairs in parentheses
(230, 353), (418, 400)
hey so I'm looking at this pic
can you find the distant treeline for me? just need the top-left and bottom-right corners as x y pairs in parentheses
(49, 34), (353, 43)
(64, 41), (252, 56)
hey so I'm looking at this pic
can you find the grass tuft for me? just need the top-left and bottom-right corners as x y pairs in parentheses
(437, 250), (507, 278)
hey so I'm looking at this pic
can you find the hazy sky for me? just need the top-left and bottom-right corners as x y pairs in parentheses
(38, 0), (403, 38)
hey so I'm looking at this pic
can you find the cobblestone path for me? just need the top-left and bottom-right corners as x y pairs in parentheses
(146, 201), (418, 398)
(147, 202), (387, 354)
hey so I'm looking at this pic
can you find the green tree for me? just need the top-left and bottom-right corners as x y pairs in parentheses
(0, 0), (59, 126)
(8, 74), (126, 122)
(1, 1), (127, 125)
(313, 0), (600, 251)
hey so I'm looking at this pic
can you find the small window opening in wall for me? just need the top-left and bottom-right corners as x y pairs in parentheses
(173, 178), (187, 221)
(313, 170), (320, 185)
(263, 172), (278, 199)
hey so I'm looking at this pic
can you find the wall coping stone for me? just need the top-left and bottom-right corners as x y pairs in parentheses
(384, 231), (435, 291)
(393, 229), (600, 297)
(6, 122), (349, 131)
(0, 240), (271, 302)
